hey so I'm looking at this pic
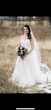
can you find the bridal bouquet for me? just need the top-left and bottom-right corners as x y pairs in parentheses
(16, 46), (29, 59)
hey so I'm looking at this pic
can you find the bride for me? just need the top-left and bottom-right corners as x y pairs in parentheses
(9, 24), (51, 87)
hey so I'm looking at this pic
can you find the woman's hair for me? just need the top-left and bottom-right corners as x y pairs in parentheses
(22, 25), (32, 40)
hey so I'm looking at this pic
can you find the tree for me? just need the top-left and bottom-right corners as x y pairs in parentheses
(13, 16), (17, 26)
(29, 16), (33, 25)
(37, 16), (44, 25)
(49, 16), (51, 25)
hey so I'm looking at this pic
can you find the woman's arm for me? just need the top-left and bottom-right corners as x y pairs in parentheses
(18, 36), (22, 47)
(18, 36), (23, 59)
(28, 36), (34, 54)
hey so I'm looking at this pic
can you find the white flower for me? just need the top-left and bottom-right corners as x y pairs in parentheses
(21, 53), (23, 55)
(16, 47), (18, 50)
(20, 47), (22, 49)
(21, 51), (23, 54)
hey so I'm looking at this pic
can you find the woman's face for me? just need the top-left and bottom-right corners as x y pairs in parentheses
(23, 27), (29, 34)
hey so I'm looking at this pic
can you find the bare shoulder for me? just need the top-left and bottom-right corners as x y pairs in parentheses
(20, 35), (24, 39)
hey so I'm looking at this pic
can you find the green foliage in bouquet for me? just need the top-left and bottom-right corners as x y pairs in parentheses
(16, 51), (21, 56)
(16, 46), (29, 59)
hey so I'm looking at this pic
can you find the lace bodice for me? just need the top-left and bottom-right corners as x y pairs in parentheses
(21, 39), (31, 51)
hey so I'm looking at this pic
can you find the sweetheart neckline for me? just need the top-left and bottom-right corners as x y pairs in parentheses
(21, 39), (30, 42)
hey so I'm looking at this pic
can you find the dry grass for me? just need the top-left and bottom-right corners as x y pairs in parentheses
(0, 21), (51, 93)
(0, 65), (22, 93)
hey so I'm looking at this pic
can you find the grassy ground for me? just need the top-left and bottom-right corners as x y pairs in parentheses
(0, 21), (51, 93)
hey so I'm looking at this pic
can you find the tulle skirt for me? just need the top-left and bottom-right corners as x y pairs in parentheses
(9, 49), (51, 87)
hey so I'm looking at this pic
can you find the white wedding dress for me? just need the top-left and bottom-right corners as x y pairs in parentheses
(9, 38), (51, 88)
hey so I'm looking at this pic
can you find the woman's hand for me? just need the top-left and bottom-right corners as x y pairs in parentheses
(20, 53), (28, 59)
(20, 56), (23, 59)
(24, 54), (28, 57)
